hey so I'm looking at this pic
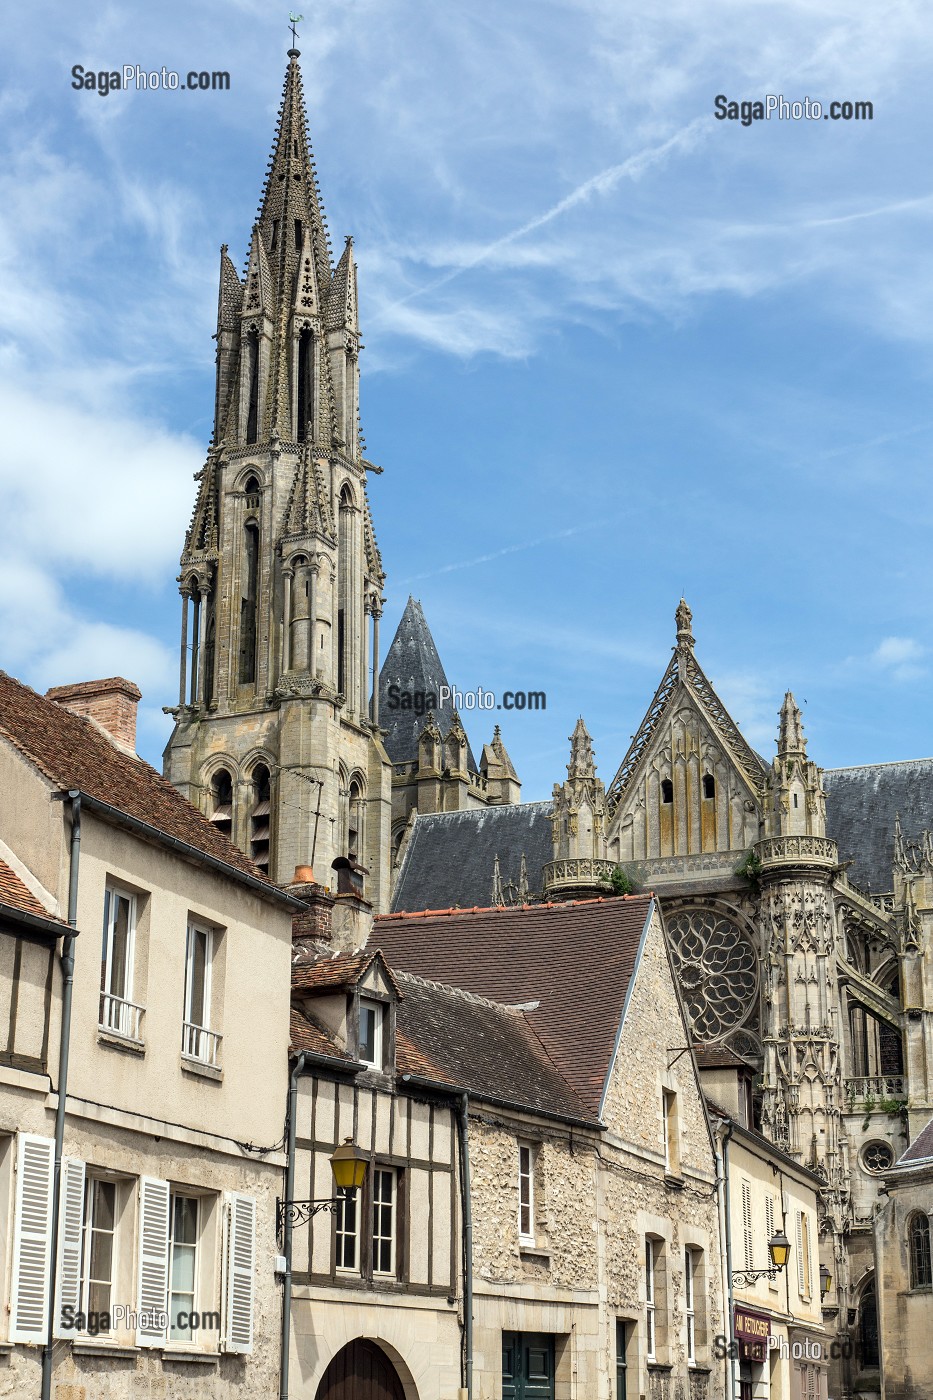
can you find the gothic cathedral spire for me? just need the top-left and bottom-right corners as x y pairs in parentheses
(164, 49), (392, 910)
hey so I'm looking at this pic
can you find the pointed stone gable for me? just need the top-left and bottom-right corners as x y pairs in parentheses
(604, 601), (768, 868)
(378, 597), (478, 768)
(281, 445), (335, 539)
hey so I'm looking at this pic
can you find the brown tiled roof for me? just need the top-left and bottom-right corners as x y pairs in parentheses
(289, 1006), (354, 1061)
(291, 948), (402, 996)
(395, 972), (594, 1122)
(0, 859), (65, 926)
(693, 1045), (755, 1070)
(0, 670), (271, 888)
(370, 895), (654, 1117)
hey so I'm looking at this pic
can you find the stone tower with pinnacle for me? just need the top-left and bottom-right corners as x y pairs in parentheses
(163, 49), (392, 909)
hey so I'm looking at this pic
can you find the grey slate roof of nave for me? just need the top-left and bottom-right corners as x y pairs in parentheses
(823, 758), (933, 893)
(391, 801), (554, 912)
(378, 597), (478, 770)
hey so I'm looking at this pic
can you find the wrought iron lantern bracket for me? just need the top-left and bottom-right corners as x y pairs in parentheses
(276, 1196), (339, 1236)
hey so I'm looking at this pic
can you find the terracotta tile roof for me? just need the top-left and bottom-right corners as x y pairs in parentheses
(370, 895), (654, 1117)
(289, 1007), (354, 1061)
(0, 670), (271, 889)
(693, 1044), (755, 1070)
(394, 972), (594, 1122)
(0, 859), (65, 927)
(291, 948), (402, 997)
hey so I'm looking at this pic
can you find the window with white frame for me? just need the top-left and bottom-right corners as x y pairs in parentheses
(335, 1185), (360, 1272)
(741, 1180), (754, 1272)
(662, 1090), (680, 1175)
(182, 922), (219, 1064)
(100, 886), (140, 1039)
(371, 1167), (396, 1276)
(645, 1238), (657, 1360)
(80, 1177), (117, 1329)
(518, 1143), (535, 1243)
(358, 998), (384, 1068)
(684, 1247), (697, 1363)
(168, 1194), (199, 1342)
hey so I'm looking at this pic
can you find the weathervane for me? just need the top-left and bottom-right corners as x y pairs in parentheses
(289, 12), (304, 47)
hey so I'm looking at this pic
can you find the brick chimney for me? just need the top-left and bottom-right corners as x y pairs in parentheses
(46, 677), (142, 752)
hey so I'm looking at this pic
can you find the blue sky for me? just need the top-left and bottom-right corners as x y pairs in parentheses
(1, 0), (932, 801)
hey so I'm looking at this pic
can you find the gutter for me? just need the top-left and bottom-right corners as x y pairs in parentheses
(61, 789), (304, 910)
(41, 790), (82, 1400)
(0, 902), (67, 941)
(402, 1074), (473, 1400)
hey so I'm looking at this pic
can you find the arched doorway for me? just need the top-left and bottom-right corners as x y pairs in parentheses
(315, 1339), (408, 1400)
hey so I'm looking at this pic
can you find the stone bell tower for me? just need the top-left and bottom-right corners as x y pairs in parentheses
(163, 48), (392, 909)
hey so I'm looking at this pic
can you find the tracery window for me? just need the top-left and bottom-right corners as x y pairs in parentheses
(860, 1141), (894, 1175)
(666, 906), (758, 1043)
(909, 1214), (932, 1289)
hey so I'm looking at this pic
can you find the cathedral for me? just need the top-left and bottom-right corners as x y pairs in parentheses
(162, 49), (933, 1399)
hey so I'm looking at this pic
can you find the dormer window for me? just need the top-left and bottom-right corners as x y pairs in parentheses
(359, 997), (384, 1068)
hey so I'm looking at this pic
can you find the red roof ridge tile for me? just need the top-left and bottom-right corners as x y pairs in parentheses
(376, 892), (652, 922)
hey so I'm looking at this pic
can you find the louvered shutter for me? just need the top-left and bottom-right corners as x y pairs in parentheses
(10, 1133), (55, 1343)
(136, 1177), (170, 1346)
(223, 1192), (255, 1354)
(741, 1181), (753, 1271)
(54, 1158), (86, 1338)
(796, 1211), (805, 1294)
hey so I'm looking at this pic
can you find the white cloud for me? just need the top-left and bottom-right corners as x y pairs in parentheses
(869, 636), (927, 681)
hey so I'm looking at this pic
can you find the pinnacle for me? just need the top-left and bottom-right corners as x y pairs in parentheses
(777, 691), (807, 755)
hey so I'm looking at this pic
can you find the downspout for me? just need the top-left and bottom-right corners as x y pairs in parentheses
(722, 1119), (736, 1400)
(280, 1050), (308, 1400)
(458, 1090), (473, 1400)
(41, 790), (81, 1400)
(400, 1074), (472, 1399)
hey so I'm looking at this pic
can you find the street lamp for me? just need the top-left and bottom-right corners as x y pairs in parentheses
(276, 1137), (368, 1235)
(732, 1231), (792, 1287)
(820, 1264), (832, 1299)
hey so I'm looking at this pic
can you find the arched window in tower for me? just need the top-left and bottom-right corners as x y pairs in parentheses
(209, 769), (233, 841)
(203, 601), (216, 707)
(858, 1278), (879, 1368)
(239, 512), (260, 685)
(661, 778), (674, 805)
(909, 1214), (932, 1289)
(347, 778), (363, 861)
(249, 764), (271, 872)
(337, 485), (354, 698)
(296, 328), (315, 441)
(244, 330), (260, 444)
(702, 773), (715, 801)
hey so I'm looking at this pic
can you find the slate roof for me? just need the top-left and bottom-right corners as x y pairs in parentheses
(897, 1114), (933, 1168)
(377, 597), (478, 769)
(393, 972), (593, 1122)
(0, 859), (65, 929)
(824, 759), (933, 893)
(391, 801), (553, 913)
(0, 670), (274, 891)
(369, 895), (654, 1117)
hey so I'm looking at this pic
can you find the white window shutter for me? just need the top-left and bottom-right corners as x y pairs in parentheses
(223, 1192), (255, 1354)
(136, 1177), (170, 1347)
(10, 1133), (56, 1344)
(796, 1211), (805, 1293)
(54, 1158), (86, 1338)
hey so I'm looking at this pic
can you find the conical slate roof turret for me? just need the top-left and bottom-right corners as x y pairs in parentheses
(378, 598), (478, 769)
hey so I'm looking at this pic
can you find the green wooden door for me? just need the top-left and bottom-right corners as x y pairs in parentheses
(502, 1332), (555, 1400)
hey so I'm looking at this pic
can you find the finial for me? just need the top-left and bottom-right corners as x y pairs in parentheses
(675, 598), (694, 651)
(288, 11), (303, 54)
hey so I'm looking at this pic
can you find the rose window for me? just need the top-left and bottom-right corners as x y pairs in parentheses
(861, 1142), (894, 1175)
(666, 907), (759, 1043)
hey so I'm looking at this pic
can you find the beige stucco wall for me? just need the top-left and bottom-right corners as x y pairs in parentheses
(874, 1172), (933, 1400)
